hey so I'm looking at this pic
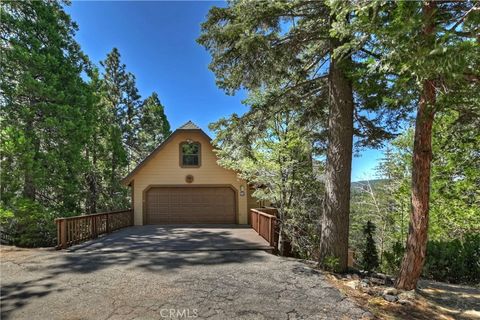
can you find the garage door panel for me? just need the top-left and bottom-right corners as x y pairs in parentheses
(145, 186), (236, 224)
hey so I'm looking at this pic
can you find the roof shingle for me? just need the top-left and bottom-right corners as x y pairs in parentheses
(178, 120), (201, 130)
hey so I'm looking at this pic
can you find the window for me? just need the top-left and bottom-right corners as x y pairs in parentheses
(180, 141), (201, 167)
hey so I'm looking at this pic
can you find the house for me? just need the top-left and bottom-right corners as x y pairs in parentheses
(122, 121), (261, 225)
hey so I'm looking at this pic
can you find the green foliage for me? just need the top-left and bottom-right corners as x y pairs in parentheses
(210, 106), (323, 256)
(0, 207), (15, 226)
(423, 234), (480, 284)
(323, 255), (340, 272)
(137, 92), (171, 159)
(381, 242), (405, 276)
(0, 1), (170, 247)
(361, 221), (379, 272)
(351, 110), (479, 283)
(1, 199), (59, 247)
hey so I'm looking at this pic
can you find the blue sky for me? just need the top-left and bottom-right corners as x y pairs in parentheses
(65, 1), (382, 181)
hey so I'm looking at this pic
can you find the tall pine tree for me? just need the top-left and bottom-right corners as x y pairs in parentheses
(1, 0), (93, 213)
(137, 92), (171, 159)
(198, 0), (399, 270)
(342, 0), (479, 288)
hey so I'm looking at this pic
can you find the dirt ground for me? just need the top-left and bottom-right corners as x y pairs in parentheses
(327, 273), (480, 320)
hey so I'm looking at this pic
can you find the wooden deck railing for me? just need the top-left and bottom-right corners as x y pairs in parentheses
(250, 208), (278, 248)
(55, 209), (133, 249)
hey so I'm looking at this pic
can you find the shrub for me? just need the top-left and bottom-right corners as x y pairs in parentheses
(1, 198), (57, 247)
(324, 255), (340, 272)
(423, 233), (480, 284)
(361, 221), (379, 272)
(381, 241), (404, 275)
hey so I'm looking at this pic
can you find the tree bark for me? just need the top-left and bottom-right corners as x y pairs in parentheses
(395, 1), (436, 290)
(396, 79), (436, 289)
(85, 148), (98, 214)
(23, 117), (37, 200)
(319, 38), (354, 272)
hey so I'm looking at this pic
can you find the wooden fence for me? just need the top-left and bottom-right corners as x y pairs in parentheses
(250, 208), (278, 248)
(55, 209), (133, 249)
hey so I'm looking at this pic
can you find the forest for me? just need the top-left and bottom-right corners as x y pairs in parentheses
(1, 2), (171, 246)
(1, 0), (479, 291)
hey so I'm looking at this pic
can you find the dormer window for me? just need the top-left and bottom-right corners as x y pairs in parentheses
(180, 141), (201, 167)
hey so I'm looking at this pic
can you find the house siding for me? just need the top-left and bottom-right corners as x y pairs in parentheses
(131, 131), (248, 225)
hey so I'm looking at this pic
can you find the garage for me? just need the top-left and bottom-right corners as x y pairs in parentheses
(144, 186), (236, 224)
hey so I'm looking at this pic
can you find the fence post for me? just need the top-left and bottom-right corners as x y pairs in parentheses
(60, 219), (67, 249)
(91, 216), (96, 239)
(268, 216), (272, 246)
(106, 213), (110, 233)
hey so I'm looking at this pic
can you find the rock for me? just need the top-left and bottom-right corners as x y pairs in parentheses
(361, 311), (375, 319)
(352, 273), (360, 280)
(398, 290), (416, 301)
(382, 287), (398, 296)
(370, 277), (384, 285)
(365, 287), (382, 296)
(360, 280), (369, 288)
(345, 280), (358, 290)
(383, 294), (398, 302)
(398, 299), (414, 306)
(346, 274), (352, 279)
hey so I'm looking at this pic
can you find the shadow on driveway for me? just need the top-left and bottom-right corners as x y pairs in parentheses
(1, 226), (271, 319)
(69, 225), (273, 253)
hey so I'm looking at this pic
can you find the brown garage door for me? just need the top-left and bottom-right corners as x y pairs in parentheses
(145, 186), (236, 224)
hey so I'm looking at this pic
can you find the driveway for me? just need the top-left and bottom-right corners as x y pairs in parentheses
(69, 225), (274, 252)
(1, 226), (367, 320)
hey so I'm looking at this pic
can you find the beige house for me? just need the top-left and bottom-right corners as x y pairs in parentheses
(122, 121), (260, 225)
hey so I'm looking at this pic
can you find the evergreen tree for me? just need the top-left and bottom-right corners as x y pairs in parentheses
(0, 0), (92, 213)
(355, 1), (479, 289)
(99, 48), (129, 202)
(123, 72), (141, 167)
(137, 92), (171, 159)
(210, 105), (322, 256)
(0, 1), (171, 245)
(361, 221), (380, 272)
(198, 0), (399, 270)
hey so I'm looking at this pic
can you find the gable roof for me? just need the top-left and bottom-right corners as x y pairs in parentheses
(121, 121), (211, 185)
(178, 120), (201, 130)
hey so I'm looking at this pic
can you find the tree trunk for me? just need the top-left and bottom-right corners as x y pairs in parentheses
(85, 148), (98, 214)
(395, 79), (436, 290)
(395, 1), (436, 290)
(319, 38), (354, 272)
(23, 118), (37, 200)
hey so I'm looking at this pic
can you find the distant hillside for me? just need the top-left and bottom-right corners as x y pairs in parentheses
(351, 179), (388, 189)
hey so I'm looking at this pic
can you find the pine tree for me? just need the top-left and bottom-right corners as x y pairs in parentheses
(123, 72), (141, 167)
(198, 0), (398, 270)
(137, 92), (171, 159)
(0, 0), (92, 213)
(99, 48), (129, 202)
(361, 221), (379, 272)
(343, 0), (479, 289)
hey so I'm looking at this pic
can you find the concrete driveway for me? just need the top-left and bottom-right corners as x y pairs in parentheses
(1, 226), (367, 320)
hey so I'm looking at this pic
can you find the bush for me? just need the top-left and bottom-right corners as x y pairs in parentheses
(324, 255), (340, 272)
(1, 198), (57, 247)
(381, 241), (404, 275)
(423, 233), (480, 284)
